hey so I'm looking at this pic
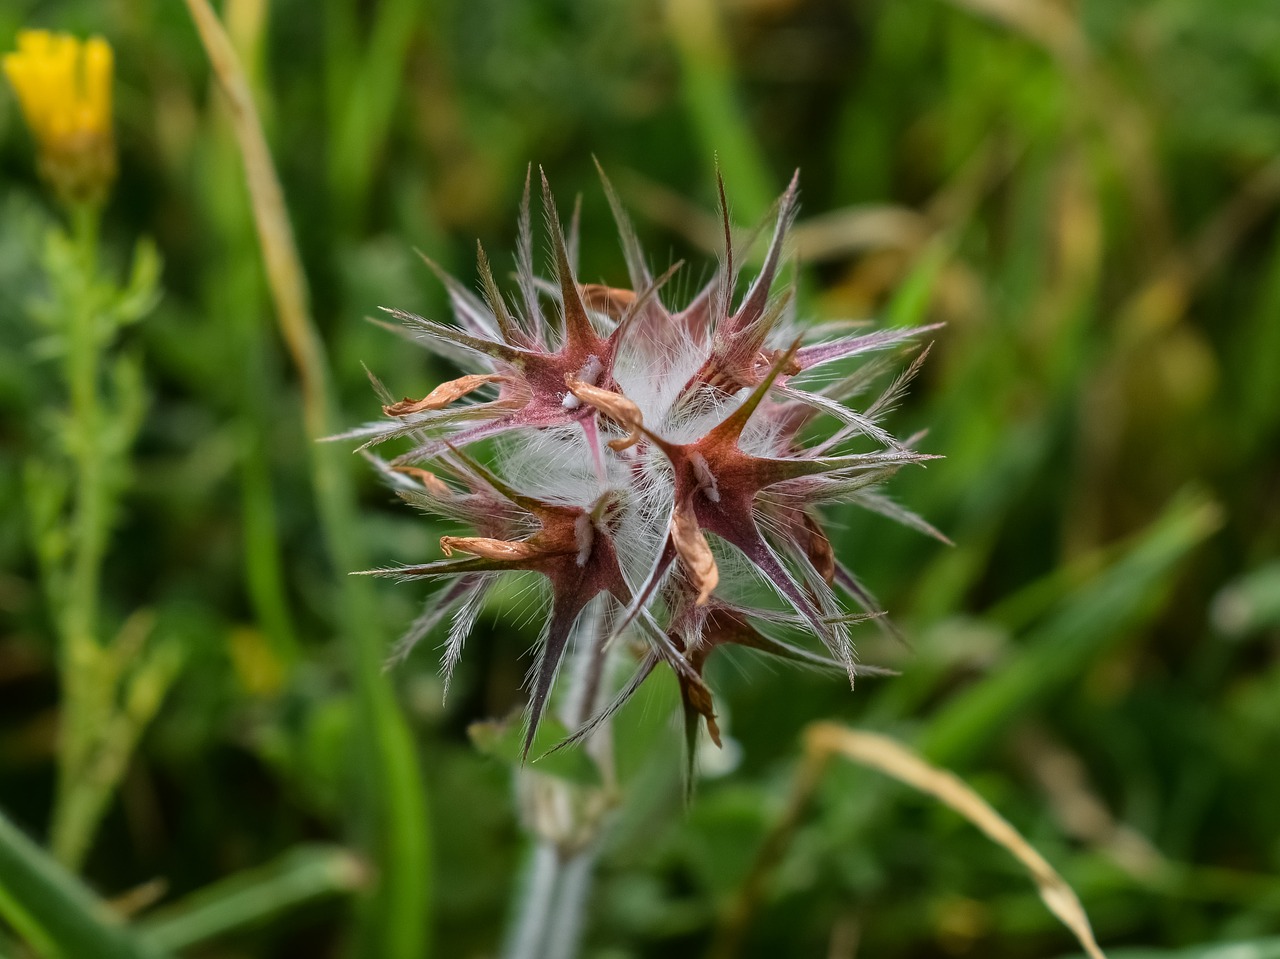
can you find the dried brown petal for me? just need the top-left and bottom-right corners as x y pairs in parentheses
(439, 536), (542, 562)
(580, 284), (637, 319)
(802, 512), (836, 585)
(392, 466), (452, 497)
(384, 374), (506, 417)
(684, 678), (722, 748)
(564, 375), (645, 451)
(671, 499), (718, 605)
(760, 347), (803, 377)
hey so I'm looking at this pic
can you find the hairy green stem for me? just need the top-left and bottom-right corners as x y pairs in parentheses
(503, 618), (613, 959)
(543, 846), (595, 959)
(50, 203), (110, 869)
(504, 840), (561, 959)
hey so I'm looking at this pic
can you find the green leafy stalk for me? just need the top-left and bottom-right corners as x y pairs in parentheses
(24, 201), (173, 869)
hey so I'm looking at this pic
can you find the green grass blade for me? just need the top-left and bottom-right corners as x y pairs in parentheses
(138, 845), (368, 952)
(921, 490), (1222, 766)
(329, 0), (422, 224)
(663, 0), (773, 219)
(180, 5), (434, 957)
(0, 808), (167, 959)
(885, 235), (954, 328)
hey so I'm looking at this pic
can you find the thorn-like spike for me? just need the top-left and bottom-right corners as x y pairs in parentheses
(358, 556), (509, 578)
(540, 169), (597, 351)
(414, 249), (499, 338)
(701, 515), (856, 684)
(706, 336), (804, 446)
(610, 259), (684, 353)
(476, 241), (520, 343)
(516, 164), (543, 330)
(715, 166), (735, 324)
(385, 575), (480, 670)
(867, 342), (935, 420)
(541, 652), (660, 758)
(363, 362), (395, 405)
(522, 590), (588, 761)
(681, 695), (701, 805)
(732, 169), (800, 331)
(594, 157), (653, 291)
(380, 307), (529, 366)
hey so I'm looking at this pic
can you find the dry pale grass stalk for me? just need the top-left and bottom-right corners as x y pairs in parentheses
(181, 9), (430, 954)
(182, 0), (330, 438)
(1014, 726), (1166, 882)
(804, 722), (1108, 959)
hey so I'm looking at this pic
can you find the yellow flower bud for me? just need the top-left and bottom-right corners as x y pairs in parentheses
(3, 30), (117, 206)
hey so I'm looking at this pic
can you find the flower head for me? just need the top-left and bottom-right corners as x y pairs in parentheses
(358, 167), (945, 782)
(3, 30), (116, 205)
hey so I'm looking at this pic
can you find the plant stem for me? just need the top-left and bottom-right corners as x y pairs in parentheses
(50, 203), (109, 869)
(503, 611), (613, 959)
(543, 846), (595, 959)
(504, 841), (560, 959)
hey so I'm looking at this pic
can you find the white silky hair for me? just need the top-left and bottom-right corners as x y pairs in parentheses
(488, 416), (676, 592)
(441, 574), (496, 699)
(496, 426), (601, 508)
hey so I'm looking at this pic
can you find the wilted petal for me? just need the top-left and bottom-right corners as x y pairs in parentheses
(671, 499), (718, 605)
(383, 374), (507, 416)
(564, 376), (645, 450)
(439, 536), (543, 562)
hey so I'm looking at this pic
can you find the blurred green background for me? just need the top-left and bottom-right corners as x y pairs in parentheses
(2, 0), (1279, 956)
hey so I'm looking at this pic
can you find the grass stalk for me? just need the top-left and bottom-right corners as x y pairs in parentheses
(0, 807), (166, 959)
(181, 2), (432, 956)
(663, 0), (773, 221)
(138, 845), (369, 952)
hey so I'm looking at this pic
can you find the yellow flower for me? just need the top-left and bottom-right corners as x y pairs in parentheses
(3, 30), (117, 205)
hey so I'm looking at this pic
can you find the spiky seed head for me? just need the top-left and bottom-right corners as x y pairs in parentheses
(357, 167), (943, 778)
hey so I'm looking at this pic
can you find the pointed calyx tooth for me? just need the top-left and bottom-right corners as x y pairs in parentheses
(383, 373), (506, 416)
(801, 512), (836, 585)
(540, 169), (598, 352)
(671, 499), (719, 605)
(564, 375), (645, 450)
(439, 536), (542, 561)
